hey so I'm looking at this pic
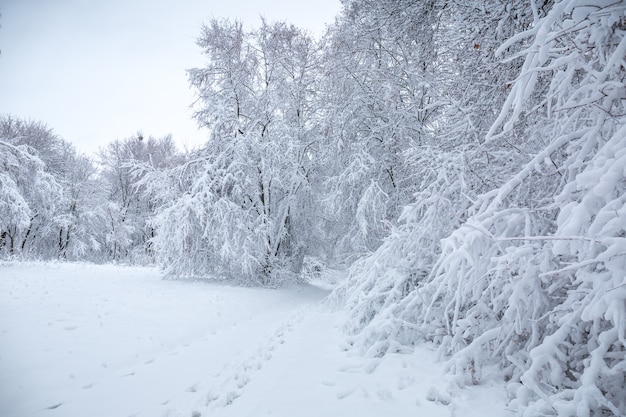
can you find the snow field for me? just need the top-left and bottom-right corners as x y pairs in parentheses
(0, 262), (510, 416)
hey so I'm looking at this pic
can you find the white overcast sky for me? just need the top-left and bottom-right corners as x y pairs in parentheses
(0, 0), (341, 155)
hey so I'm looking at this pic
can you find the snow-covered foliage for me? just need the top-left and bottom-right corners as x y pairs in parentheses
(330, 0), (536, 344)
(52, 153), (104, 260)
(0, 117), (175, 263)
(98, 134), (180, 263)
(0, 116), (108, 260)
(0, 121), (63, 258)
(318, 0), (440, 259)
(151, 20), (321, 284)
(334, 1), (626, 416)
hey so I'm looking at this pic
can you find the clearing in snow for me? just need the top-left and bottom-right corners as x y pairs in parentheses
(0, 262), (510, 417)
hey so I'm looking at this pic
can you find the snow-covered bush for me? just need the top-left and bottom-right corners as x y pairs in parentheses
(335, 1), (625, 415)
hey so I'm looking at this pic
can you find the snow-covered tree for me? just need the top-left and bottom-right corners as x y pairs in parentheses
(0, 115), (105, 260)
(56, 152), (104, 259)
(151, 19), (321, 284)
(317, 0), (534, 263)
(0, 140), (61, 257)
(98, 133), (180, 263)
(331, 0), (539, 333)
(334, 1), (626, 415)
(318, 0), (439, 259)
(0, 117), (65, 258)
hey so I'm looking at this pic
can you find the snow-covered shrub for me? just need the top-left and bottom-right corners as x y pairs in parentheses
(330, 147), (477, 354)
(335, 0), (625, 415)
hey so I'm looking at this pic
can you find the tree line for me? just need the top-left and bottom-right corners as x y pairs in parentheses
(0, 117), (180, 263)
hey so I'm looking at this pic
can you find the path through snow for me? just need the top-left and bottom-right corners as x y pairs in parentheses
(0, 262), (510, 417)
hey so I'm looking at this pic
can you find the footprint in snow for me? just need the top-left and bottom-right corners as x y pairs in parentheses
(205, 311), (308, 410)
(397, 375), (415, 390)
(44, 402), (63, 410)
(205, 391), (219, 405)
(426, 386), (451, 405)
(223, 391), (240, 406)
(336, 388), (356, 399)
(377, 390), (393, 400)
(235, 373), (250, 389)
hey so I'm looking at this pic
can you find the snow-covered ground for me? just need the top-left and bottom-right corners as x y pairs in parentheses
(0, 262), (511, 417)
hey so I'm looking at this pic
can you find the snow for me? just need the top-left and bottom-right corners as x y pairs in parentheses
(0, 262), (510, 417)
